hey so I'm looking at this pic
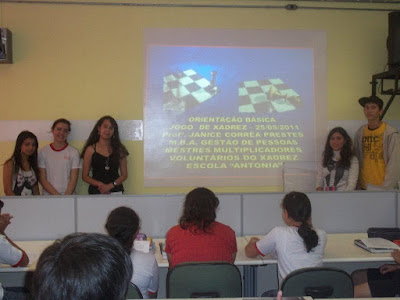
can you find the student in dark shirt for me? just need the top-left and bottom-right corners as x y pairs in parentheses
(81, 116), (129, 194)
(353, 249), (400, 297)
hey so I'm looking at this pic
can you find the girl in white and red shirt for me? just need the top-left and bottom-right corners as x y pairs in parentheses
(38, 118), (80, 195)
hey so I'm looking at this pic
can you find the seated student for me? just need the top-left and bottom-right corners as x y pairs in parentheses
(3, 131), (40, 196)
(316, 127), (358, 191)
(352, 249), (400, 297)
(245, 191), (327, 284)
(32, 233), (133, 300)
(165, 187), (237, 269)
(0, 200), (29, 267)
(105, 206), (159, 299)
(0, 201), (30, 299)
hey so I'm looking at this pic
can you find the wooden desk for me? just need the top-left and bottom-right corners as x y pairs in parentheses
(324, 233), (393, 263)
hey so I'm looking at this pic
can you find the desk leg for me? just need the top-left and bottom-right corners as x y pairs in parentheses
(243, 265), (257, 297)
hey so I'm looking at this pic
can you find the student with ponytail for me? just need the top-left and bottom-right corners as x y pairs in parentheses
(105, 207), (158, 298)
(245, 191), (327, 283)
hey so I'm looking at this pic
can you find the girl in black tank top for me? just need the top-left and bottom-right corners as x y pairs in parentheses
(81, 116), (129, 195)
(89, 144), (124, 194)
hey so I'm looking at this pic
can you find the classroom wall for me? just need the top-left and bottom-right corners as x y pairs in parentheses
(1, 0), (399, 195)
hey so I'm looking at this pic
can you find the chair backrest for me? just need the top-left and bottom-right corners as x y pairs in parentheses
(126, 283), (143, 299)
(166, 262), (242, 298)
(281, 267), (354, 298)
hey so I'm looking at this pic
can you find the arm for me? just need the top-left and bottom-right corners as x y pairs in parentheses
(149, 291), (158, 299)
(380, 264), (400, 274)
(354, 127), (364, 189)
(82, 147), (102, 187)
(32, 182), (40, 196)
(315, 160), (324, 191)
(166, 253), (172, 266)
(3, 160), (15, 196)
(246, 228), (278, 258)
(391, 249), (400, 264)
(230, 229), (237, 263)
(98, 156), (128, 194)
(232, 252), (237, 262)
(148, 256), (159, 299)
(245, 237), (260, 258)
(165, 231), (173, 268)
(38, 168), (60, 195)
(381, 131), (400, 189)
(344, 156), (359, 191)
(64, 168), (79, 195)
(0, 214), (29, 267)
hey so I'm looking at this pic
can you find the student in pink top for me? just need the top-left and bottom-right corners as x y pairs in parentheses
(165, 187), (237, 269)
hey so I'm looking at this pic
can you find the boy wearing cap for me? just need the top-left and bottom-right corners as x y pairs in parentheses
(354, 95), (400, 190)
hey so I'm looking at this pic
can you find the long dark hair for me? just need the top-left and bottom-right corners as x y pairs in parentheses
(80, 116), (129, 160)
(282, 191), (318, 252)
(105, 206), (140, 253)
(322, 127), (353, 169)
(6, 131), (39, 178)
(179, 187), (219, 233)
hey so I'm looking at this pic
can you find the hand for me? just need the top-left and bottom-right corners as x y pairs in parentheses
(277, 290), (283, 300)
(245, 237), (261, 258)
(0, 214), (13, 234)
(380, 263), (400, 275)
(98, 183), (112, 194)
(392, 249), (400, 264)
(249, 237), (260, 244)
(316, 187), (323, 191)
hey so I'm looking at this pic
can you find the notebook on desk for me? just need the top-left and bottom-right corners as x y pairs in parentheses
(354, 238), (400, 253)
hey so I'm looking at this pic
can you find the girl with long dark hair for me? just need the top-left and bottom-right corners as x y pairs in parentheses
(81, 116), (129, 194)
(316, 127), (358, 191)
(3, 131), (40, 196)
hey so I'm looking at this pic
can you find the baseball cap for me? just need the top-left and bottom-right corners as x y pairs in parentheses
(358, 95), (384, 110)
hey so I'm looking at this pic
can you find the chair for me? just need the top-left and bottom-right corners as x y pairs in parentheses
(281, 267), (354, 298)
(166, 262), (242, 298)
(126, 283), (143, 299)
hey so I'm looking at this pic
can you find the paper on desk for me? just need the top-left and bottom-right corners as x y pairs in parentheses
(362, 238), (400, 249)
(134, 240), (150, 253)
